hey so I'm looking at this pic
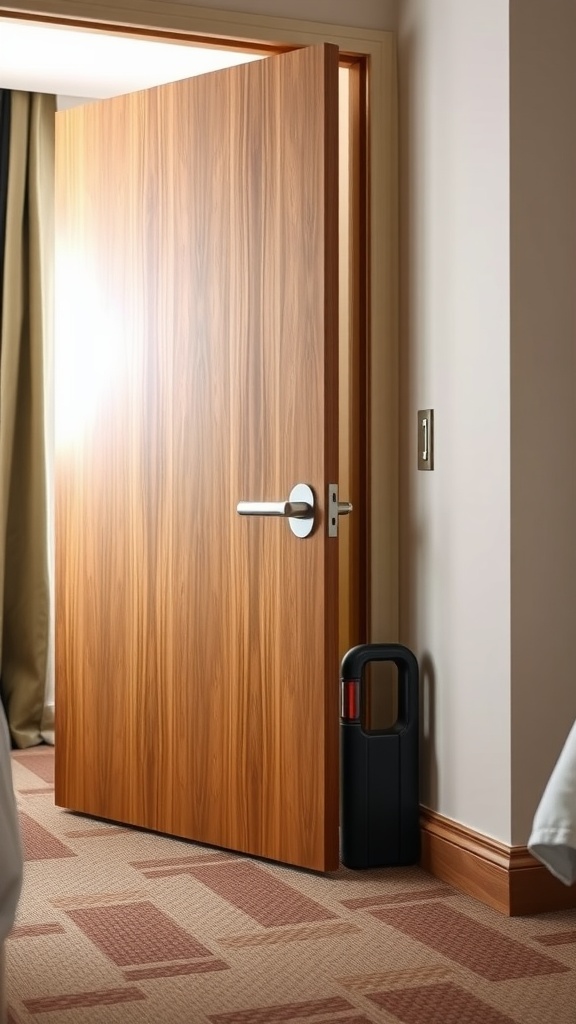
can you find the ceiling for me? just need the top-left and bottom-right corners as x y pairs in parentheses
(0, 18), (264, 102)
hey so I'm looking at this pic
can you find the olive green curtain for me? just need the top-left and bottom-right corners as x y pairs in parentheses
(0, 92), (55, 748)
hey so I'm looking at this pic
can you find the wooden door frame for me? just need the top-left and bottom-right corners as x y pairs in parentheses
(1, 0), (399, 650)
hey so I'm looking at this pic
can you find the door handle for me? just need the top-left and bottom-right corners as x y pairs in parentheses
(237, 483), (315, 538)
(236, 501), (310, 518)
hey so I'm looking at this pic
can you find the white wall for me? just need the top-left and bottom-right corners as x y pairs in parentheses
(510, 0), (576, 844)
(398, 0), (512, 842)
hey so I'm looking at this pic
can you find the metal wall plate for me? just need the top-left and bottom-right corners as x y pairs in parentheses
(417, 409), (434, 470)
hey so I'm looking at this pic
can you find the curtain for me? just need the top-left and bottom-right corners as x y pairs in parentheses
(0, 91), (55, 748)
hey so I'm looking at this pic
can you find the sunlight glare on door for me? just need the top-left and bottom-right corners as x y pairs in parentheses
(55, 249), (125, 449)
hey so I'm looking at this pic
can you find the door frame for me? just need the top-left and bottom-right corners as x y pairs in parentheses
(3, 0), (399, 649)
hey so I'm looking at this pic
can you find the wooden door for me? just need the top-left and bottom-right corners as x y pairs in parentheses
(55, 45), (339, 872)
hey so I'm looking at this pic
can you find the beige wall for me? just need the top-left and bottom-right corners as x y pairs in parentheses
(510, 0), (576, 844)
(398, 0), (512, 842)
(400, 0), (576, 848)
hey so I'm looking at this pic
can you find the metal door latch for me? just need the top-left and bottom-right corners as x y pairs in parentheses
(327, 484), (353, 537)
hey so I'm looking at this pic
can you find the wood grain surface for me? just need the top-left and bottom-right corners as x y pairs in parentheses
(55, 45), (340, 871)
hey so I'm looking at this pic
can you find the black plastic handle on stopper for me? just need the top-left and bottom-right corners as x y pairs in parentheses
(340, 643), (419, 869)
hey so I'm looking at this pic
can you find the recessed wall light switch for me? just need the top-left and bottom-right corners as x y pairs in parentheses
(417, 409), (434, 470)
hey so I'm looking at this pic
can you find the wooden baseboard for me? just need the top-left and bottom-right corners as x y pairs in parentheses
(420, 807), (576, 916)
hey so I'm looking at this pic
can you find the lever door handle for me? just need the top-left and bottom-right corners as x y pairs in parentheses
(237, 483), (315, 538)
(236, 500), (311, 519)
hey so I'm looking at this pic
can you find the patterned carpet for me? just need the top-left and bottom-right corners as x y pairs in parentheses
(6, 748), (576, 1023)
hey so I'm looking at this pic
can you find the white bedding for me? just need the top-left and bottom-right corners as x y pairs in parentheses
(528, 719), (576, 885)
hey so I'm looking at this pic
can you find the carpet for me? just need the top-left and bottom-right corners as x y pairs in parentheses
(6, 747), (576, 1022)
